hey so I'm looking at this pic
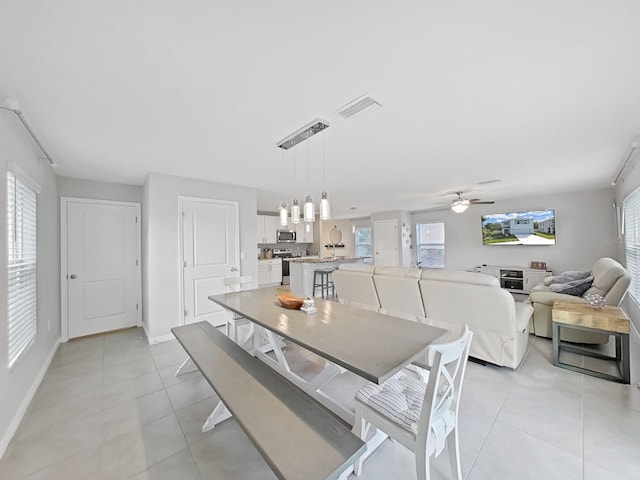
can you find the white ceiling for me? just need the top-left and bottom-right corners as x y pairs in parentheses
(1, 1), (640, 218)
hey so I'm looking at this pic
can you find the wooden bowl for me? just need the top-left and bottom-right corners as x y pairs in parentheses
(277, 292), (304, 309)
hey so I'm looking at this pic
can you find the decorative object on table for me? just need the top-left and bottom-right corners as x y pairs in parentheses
(276, 292), (305, 309)
(300, 297), (317, 314)
(584, 293), (607, 309)
(530, 261), (547, 270)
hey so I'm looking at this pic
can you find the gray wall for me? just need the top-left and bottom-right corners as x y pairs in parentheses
(411, 188), (619, 274)
(57, 176), (142, 203)
(142, 173), (258, 341)
(0, 112), (60, 456)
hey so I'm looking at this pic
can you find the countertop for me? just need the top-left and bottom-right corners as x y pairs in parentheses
(287, 257), (363, 264)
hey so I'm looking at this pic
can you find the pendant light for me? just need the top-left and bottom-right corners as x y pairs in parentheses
(290, 149), (300, 223)
(304, 194), (315, 222)
(320, 191), (330, 220)
(291, 199), (300, 223)
(279, 201), (289, 226)
(279, 152), (288, 226)
(319, 131), (330, 220)
(303, 140), (315, 222)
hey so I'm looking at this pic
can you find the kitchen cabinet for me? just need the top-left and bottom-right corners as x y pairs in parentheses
(295, 222), (314, 243)
(257, 215), (278, 244)
(258, 258), (282, 286)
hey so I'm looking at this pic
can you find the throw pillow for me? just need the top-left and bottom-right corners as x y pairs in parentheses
(552, 270), (591, 284)
(548, 276), (594, 296)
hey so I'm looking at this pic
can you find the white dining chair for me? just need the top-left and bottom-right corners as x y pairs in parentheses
(353, 325), (473, 480)
(223, 275), (253, 346)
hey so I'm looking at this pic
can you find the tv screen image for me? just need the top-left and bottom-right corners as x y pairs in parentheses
(481, 209), (556, 245)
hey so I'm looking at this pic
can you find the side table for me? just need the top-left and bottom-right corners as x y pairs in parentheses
(551, 301), (630, 384)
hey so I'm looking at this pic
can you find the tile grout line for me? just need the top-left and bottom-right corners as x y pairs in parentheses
(464, 334), (537, 479)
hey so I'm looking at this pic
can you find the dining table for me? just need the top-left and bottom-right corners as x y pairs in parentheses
(202, 286), (449, 474)
(207, 286), (448, 420)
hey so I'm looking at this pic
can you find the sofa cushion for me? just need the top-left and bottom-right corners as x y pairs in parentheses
(338, 262), (375, 273)
(374, 266), (422, 279)
(591, 258), (627, 292)
(421, 269), (499, 287)
(548, 276), (593, 296)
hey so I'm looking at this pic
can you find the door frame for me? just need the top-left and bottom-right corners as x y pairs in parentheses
(60, 197), (142, 342)
(177, 196), (240, 327)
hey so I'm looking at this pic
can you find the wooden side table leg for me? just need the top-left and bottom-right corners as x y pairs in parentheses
(552, 322), (560, 367)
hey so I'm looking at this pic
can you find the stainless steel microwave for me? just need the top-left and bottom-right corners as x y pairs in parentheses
(277, 230), (296, 243)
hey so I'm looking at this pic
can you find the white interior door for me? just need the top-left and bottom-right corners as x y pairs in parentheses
(374, 219), (399, 266)
(182, 199), (239, 327)
(66, 200), (140, 339)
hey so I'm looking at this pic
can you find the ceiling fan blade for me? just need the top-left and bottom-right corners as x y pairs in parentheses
(469, 200), (495, 204)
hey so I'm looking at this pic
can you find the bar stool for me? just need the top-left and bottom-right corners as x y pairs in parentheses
(313, 268), (335, 299)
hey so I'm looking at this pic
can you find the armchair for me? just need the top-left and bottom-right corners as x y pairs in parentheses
(528, 258), (630, 343)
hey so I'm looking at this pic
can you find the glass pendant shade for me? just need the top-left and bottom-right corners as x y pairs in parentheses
(279, 201), (289, 226)
(303, 195), (315, 222)
(451, 200), (469, 213)
(291, 199), (300, 224)
(319, 191), (330, 220)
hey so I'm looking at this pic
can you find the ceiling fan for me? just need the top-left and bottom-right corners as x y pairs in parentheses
(448, 192), (495, 213)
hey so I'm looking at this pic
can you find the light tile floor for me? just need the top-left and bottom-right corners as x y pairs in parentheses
(1, 326), (639, 479)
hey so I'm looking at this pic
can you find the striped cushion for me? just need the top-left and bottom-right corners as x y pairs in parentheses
(356, 370), (427, 435)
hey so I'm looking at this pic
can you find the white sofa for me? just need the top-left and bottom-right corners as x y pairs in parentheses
(332, 264), (533, 368)
(527, 257), (630, 343)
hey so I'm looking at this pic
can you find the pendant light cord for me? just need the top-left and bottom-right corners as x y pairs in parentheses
(322, 131), (325, 190)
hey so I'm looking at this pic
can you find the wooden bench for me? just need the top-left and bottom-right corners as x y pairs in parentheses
(171, 321), (366, 480)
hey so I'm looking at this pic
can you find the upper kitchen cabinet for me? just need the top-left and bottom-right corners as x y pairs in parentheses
(295, 222), (314, 243)
(257, 214), (278, 244)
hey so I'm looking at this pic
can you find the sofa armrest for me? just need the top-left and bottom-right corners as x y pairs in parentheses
(528, 290), (587, 307)
(514, 302), (533, 330)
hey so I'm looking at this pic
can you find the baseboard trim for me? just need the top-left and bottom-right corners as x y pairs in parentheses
(147, 332), (175, 344)
(0, 337), (60, 459)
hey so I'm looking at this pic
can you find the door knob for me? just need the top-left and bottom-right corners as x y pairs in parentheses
(69, 274), (77, 279)
(230, 267), (237, 272)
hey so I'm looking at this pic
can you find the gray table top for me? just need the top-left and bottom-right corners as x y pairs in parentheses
(209, 286), (448, 384)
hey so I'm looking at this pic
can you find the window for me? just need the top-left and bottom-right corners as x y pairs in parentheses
(416, 222), (445, 268)
(7, 171), (38, 368)
(355, 227), (371, 260)
(624, 188), (640, 303)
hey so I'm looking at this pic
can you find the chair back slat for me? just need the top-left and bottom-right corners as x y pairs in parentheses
(417, 325), (472, 445)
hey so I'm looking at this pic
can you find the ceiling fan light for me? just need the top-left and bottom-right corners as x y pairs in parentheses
(320, 191), (330, 220)
(279, 201), (289, 226)
(291, 199), (300, 224)
(451, 200), (469, 213)
(304, 195), (315, 222)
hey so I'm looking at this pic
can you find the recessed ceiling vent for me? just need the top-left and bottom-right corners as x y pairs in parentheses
(336, 93), (382, 119)
(276, 118), (330, 150)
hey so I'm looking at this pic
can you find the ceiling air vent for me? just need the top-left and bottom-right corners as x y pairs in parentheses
(336, 93), (382, 119)
(276, 118), (330, 150)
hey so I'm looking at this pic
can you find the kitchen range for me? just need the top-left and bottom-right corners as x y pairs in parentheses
(272, 248), (308, 285)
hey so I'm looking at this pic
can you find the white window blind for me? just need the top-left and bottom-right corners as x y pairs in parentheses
(7, 171), (38, 368)
(416, 222), (445, 268)
(624, 188), (640, 304)
(355, 227), (371, 260)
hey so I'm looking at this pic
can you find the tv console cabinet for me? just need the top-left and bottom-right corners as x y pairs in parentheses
(477, 265), (552, 294)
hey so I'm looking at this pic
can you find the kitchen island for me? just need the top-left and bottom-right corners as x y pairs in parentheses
(288, 257), (364, 297)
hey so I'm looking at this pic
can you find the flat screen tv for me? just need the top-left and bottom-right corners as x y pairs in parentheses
(481, 209), (556, 245)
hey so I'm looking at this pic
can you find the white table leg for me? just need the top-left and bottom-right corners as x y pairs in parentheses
(175, 356), (198, 376)
(202, 400), (232, 432)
